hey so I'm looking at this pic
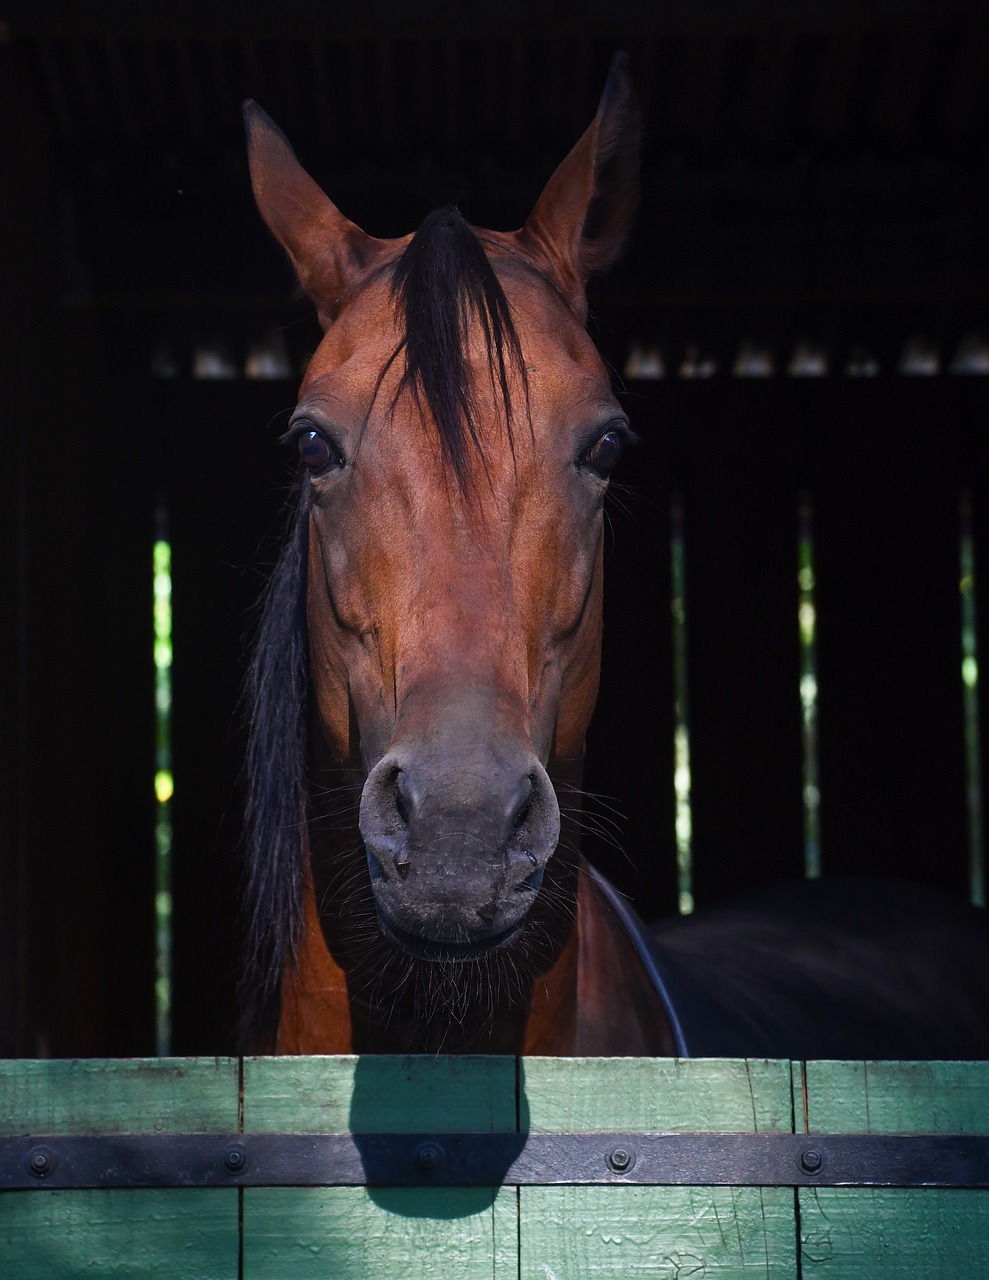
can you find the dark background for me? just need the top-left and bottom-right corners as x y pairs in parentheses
(2, 1), (989, 1057)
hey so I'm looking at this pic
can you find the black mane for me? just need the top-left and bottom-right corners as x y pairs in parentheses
(241, 209), (528, 1042)
(240, 485), (310, 1044)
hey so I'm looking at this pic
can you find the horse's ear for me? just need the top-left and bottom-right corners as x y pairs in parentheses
(515, 53), (639, 315)
(244, 101), (385, 326)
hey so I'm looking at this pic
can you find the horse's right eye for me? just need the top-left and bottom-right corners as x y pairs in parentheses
(298, 429), (343, 473)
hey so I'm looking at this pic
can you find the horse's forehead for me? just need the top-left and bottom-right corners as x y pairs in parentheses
(302, 252), (607, 411)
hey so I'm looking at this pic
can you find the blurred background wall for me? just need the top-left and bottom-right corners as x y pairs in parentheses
(2, 0), (988, 1056)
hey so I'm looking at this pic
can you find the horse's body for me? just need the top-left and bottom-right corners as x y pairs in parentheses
(242, 56), (989, 1058)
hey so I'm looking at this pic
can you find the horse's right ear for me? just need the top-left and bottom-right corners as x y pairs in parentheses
(244, 101), (385, 326)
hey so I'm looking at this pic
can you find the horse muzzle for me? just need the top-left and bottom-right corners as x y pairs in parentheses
(358, 750), (561, 957)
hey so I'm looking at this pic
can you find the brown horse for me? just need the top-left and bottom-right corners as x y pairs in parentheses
(241, 55), (677, 1055)
(241, 57), (989, 1059)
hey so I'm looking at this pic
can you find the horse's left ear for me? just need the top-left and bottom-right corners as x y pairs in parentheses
(515, 52), (639, 316)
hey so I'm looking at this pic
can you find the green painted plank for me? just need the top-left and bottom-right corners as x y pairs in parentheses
(0, 1189), (238, 1280)
(0, 1059), (238, 1280)
(519, 1186), (797, 1280)
(244, 1054), (517, 1133)
(243, 1056), (519, 1280)
(518, 1059), (796, 1277)
(0, 1056), (239, 1135)
(520, 1058), (794, 1133)
(799, 1188), (989, 1280)
(244, 1185), (519, 1280)
(492, 1185), (521, 1280)
(800, 1061), (989, 1280)
(803, 1060), (989, 1135)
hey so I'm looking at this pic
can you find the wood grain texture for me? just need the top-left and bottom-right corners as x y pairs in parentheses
(243, 1186), (519, 1280)
(519, 1058), (796, 1278)
(0, 1058), (239, 1279)
(799, 1060), (989, 1279)
(244, 1054), (516, 1132)
(0, 1056), (239, 1135)
(799, 1187), (989, 1280)
(3, 1056), (987, 1279)
(518, 1185), (796, 1280)
(519, 1057), (794, 1134)
(242, 1055), (518, 1280)
(803, 1060), (989, 1135)
(0, 1189), (238, 1280)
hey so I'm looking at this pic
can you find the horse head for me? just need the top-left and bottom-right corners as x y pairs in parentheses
(243, 56), (639, 1043)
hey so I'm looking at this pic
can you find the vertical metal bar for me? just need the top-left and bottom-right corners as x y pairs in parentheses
(153, 506), (173, 1055)
(671, 495), (694, 914)
(960, 491), (985, 907)
(798, 494), (821, 879)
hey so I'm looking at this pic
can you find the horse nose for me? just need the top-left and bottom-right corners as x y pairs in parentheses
(363, 759), (557, 868)
(359, 751), (560, 937)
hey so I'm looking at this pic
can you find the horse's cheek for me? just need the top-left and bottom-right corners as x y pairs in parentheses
(307, 617), (351, 759)
(555, 593), (604, 755)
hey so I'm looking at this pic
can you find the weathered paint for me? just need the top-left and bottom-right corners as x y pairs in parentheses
(799, 1061), (989, 1280)
(0, 1058), (239, 1280)
(242, 1055), (518, 1280)
(0, 1056), (986, 1279)
(519, 1058), (797, 1278)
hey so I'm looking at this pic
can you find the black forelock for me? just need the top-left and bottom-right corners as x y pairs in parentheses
(389, 206), (528, 487)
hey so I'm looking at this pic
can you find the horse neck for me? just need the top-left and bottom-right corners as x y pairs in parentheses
(569, 862), (679, 1055)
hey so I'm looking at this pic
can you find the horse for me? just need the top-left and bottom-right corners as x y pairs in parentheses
(240, 54), (989, 1058)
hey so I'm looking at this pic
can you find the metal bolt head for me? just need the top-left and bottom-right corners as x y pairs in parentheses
(415, 1141), (444, 1173)
(224, 1145), (247, 1173)
(800, 1147), (824, 1175)
(26, 1147), (55, 1178)
(607, 1146), (634, 1173)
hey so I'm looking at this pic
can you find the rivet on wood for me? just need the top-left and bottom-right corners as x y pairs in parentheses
(26, 1147), (55, 1178)
(607, 1146), (634, 1173)
(415, 1141), (444, 1173)
(800, 1147), (824, 1175)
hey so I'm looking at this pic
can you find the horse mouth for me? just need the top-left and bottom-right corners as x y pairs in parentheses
(376, 912), (525, 962)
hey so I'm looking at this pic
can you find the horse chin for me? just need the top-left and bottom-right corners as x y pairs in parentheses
(375, 911), (527, 964)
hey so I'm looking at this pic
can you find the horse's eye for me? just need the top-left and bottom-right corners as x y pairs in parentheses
(298, 429), (342, 473)
(581, 429), (624, 476)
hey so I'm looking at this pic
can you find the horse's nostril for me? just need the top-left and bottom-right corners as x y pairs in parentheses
(394, 769), (411, 828)
(394, 848), (411, 880)
(516, 865), (545, 894)
(510, 775), (537, 836)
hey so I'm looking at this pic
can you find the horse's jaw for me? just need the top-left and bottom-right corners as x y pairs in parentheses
(372, 904), (529, 962)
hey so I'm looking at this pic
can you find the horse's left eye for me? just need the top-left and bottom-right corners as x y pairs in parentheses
(299, 429), (342, 472)
(581, 429), (624, 476)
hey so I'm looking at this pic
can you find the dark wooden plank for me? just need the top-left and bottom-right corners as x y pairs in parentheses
(811, 380), (970, 891)
(0, 31), (44, 1058)
(0, 35), (155, 1057)
(671, 381), (806, 905)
